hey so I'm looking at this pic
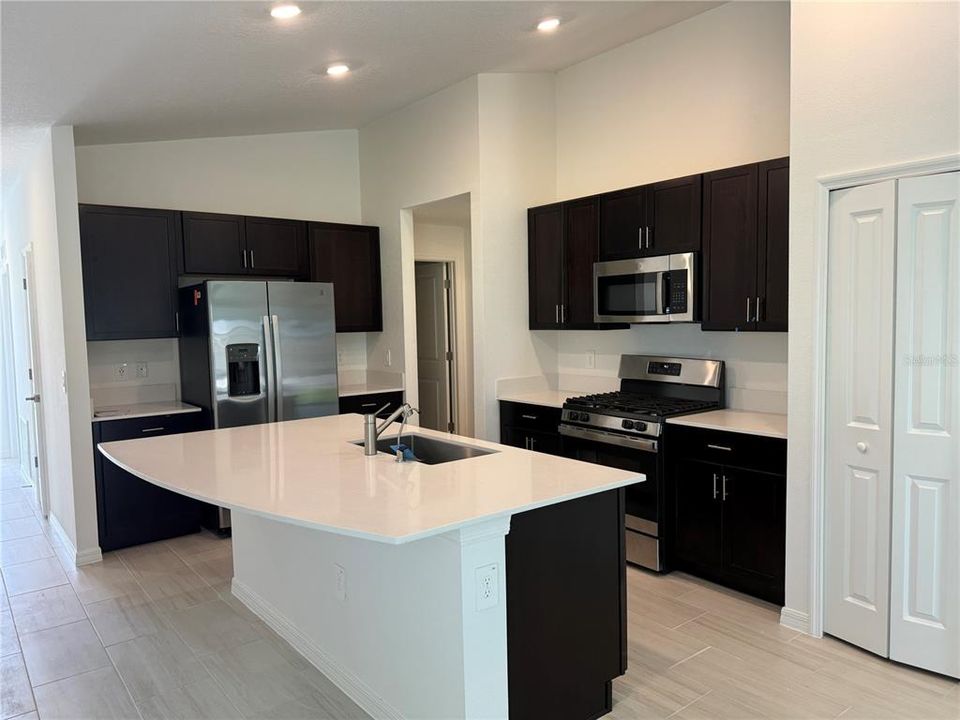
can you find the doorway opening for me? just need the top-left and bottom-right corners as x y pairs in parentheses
(410, 194), (474, 436)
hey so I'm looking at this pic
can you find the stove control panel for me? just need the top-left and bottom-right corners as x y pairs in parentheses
(647, 361), (682, 376)
(621, 419), (648, 432)
(561, 409), (660, 437)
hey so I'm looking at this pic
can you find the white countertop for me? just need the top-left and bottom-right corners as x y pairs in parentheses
(92, 401), (202, 423)
(666, 409), (787, 440)
(338, 381), (405, 398)
(98, 414), (642, 544)
(497, 390), (571, 410)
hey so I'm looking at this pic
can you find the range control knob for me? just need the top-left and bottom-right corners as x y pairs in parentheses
(621, 419), (635, 430)
(636, 422), (648, 432)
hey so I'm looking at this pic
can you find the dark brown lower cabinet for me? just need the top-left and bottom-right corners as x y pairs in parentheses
(94, 413), (207, 552)
(499, 401), (563, 455)
(668, 426), (786, 604)
(338, 391), (404, 418)
(507, 489), (627, 720)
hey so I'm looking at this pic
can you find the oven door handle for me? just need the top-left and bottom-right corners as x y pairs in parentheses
(559, 424), (658, 452)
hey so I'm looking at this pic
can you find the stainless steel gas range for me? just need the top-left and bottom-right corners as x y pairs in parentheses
(559, 355), (725, 571)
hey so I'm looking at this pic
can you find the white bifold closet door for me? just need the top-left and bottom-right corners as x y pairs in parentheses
(889, 171), (960, 678)
(824, 180), (897, 657)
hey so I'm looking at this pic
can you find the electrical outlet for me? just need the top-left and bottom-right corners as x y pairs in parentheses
(586, 350), (597, 369)
(475, 563), (498, 611)
(135, 362), (149, 379)
(334, 563), (346, 602)
(113, 363), (130, 382)
(386, 349), (392, 367)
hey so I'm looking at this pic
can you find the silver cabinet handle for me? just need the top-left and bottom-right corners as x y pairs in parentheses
(639, 228), (644, 250)
(722, 475), (729, 501)
(707, 444), (732, 451)
(25, 394), (40, 403)
(524, 437), (530, 450)
(141, 426), (165, 433)
(175, 311), (180, 334)
(712, 472), (719, 500)
(555, 304), (559, 324)
(756, 296), (762, 322)
(271, 314), (283, 421)
(746, 297), (751, 324)
(561, 304), (566, 324)
(360, 402), (378, 408)
(529, 437), (536, 451)
(250, 250), (255, 268)
(521, 414), (538, 420)
(242, 249), (248, 268)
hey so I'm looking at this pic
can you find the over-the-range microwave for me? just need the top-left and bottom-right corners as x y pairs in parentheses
(593, 252), (698, 324)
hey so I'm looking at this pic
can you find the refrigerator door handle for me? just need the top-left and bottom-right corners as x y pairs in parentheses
(271, 314), (284, 422)
(262, 315), (277, 423)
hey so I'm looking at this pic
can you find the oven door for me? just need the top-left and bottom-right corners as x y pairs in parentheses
(559, 424), (662, 570)
(593, 257), (668, 323)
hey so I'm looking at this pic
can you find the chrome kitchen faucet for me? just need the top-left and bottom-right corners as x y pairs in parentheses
(363, 403), (420, 461)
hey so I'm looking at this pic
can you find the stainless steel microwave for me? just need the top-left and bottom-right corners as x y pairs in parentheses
(593, 252), (697, 323)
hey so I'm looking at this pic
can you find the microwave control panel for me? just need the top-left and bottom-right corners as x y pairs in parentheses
(666, 270), (688, 314)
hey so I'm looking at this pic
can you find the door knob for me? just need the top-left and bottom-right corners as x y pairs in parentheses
(24, 394), (40, 403)
(856, 441), (868, 454)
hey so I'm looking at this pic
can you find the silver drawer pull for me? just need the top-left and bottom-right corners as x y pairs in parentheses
(360, 403), (378, 408)
(141, 427), (165, 433)
(521, 414), (538, 420)
(707, 444), (732, 451)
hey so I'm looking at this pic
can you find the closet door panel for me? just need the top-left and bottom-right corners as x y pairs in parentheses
(823, 180), (897, 657)
(890, 171), (960, 679)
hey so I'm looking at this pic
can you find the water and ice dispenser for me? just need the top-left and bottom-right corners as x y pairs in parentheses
(226, 343), (261, 397)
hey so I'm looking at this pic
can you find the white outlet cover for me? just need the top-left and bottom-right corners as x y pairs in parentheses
(586, 350), (597, 369)
(113, 363), (130, 381)
(475, 563), (498, 611)
(135, 362), (148, 378)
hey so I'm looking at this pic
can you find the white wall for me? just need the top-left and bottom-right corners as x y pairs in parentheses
(414, 219), (475, 437)
(551, 1), (791, 414)
(86, 339), (181, 407)
(359, 77), (481, 420)
(786, 1), (960, 625)
(75, 129), (368, 376)
(0, 127), (97, 557)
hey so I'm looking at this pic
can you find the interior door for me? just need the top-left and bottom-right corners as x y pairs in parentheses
(889, 171), (960, 678)
(824, 180), (896, 657)
(266, 282), (339, 421)
(415, 262), (452, 432)
(22, 248), (47, 514)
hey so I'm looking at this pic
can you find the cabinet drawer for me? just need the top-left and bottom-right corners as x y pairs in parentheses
(339, 391), (404, 418)
(97, 412), (206, 443)
(499, 401), (562, 433)
(666, 425), (785, 475)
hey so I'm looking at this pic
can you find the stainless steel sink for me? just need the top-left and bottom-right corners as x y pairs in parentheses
(353, 433), (498, 465)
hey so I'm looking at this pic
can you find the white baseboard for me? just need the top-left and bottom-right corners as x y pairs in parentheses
(231, 579), (404, 720)
(48, 513), (103, 567)
(780, 606), (811, 634)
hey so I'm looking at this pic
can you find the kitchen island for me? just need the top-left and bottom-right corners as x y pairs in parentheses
(99, 414), (643, 720)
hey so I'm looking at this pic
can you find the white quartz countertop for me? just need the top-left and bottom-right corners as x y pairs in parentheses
(497, 390), (571, 409)
(666, 409), (787, 440)
(98, 414), (642, 544)
(92, 401), (202, 423)
(338, 381), (405, 398)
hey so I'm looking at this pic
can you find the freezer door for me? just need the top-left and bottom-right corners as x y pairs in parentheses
(266, 282), (339, 420)
(208, 281), (271, 428)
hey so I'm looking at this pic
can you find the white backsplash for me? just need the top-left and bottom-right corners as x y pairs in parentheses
(87, 339), (181, 407)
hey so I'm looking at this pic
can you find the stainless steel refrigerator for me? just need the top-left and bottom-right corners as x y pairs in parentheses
(178, 280), (338, 533)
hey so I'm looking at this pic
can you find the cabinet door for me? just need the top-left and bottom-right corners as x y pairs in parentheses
(244, 217), (308, 278)
(182, 212), (246, 275)
(528, 204), (564, 329)
(562, 197), (600, 327)
(645, 174), (702, 255)
(756, 158), (789, 332)
(79, 205), (180, 340)
(598, 187), (644, 260)
(309, 223), (382, 332)
(702, 164), (759, 331)
(720, 468), (785, 604)
(673, 459), (723, 570)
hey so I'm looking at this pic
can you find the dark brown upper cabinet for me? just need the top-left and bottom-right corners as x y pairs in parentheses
(308, 222), (382, 333)
(528, 203), (565, 329)
(702, 157), (788, 332)
(182, 212), (246, 275)
(182, 212), (308, 278)
(244, 216), (308, 278)
(598, 174), (702, 260)
(528, 199), (628, 331)
(80, 205), (181, 340)
(756, 158), (789, 331)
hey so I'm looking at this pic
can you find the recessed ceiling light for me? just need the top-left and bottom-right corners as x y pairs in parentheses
(326, 63), (351, 77)
(537, 17), (561, 32)
(270, 4), (301, 19)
